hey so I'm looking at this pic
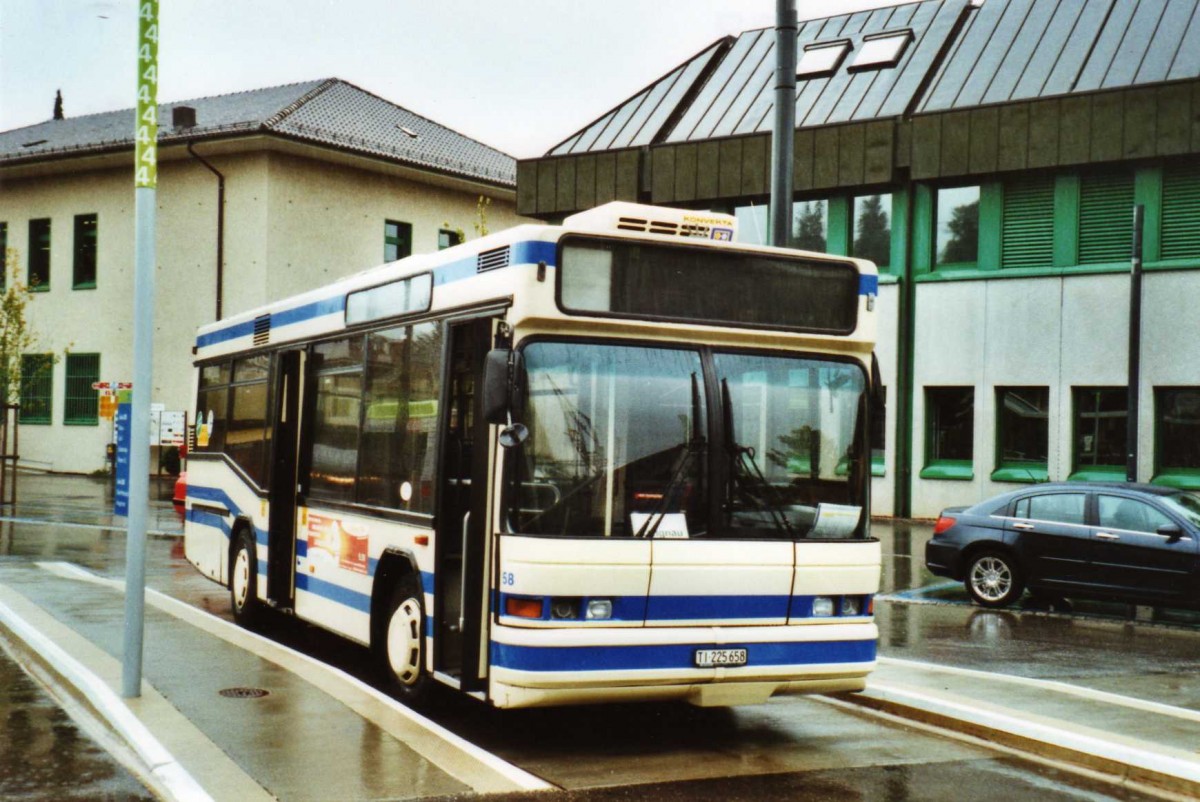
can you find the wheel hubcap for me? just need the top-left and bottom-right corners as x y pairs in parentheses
(232, 547), (251, 611)
(971, 557), (1011, 601)
(387, 598), (423, 686)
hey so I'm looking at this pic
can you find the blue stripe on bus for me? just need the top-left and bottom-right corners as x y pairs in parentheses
(295, 573), (372, 613)
(186, 485), (268, 546)
(497, 592), (867, 622)
(859, 274), (878, 295)
(490, 638), (876, 673)
(186, 507), (231, 536)
(196, 240), (559, 349)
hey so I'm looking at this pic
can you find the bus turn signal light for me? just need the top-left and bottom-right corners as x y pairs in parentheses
(505, 597), (543, 618)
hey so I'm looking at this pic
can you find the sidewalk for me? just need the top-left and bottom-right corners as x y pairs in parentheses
(840, 655), (1200, 799)
(0, 474), (548, 801)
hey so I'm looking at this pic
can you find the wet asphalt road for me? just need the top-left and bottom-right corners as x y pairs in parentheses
(1, 476), (1196, 800)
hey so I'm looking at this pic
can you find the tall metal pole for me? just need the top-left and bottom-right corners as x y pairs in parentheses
(123, 0), (159, 698)
(770, 0), (797, 247)
(1126, 204), (1144, 484)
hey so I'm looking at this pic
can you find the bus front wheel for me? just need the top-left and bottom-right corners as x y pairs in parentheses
(230, 528), (260, 627)
(378, 575), (431, 704)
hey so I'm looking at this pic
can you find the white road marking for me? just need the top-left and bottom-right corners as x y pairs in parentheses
(35, 561), (552, 793)
(879, 656), (1200, 723)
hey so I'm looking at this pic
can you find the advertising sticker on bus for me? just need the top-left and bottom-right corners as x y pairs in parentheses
(306, 513), (369, 574)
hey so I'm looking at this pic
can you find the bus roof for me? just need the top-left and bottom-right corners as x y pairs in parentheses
(194, 203), (876, 361)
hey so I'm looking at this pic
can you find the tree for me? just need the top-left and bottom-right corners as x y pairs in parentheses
(792, 201), (827, 252)
(0, 248), (58, 411)
(442, 195), (493, 245)
(939, 200), (979, 264)
(853, 195), (891, 267)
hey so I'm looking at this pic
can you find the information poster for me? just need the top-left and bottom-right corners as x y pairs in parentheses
(114, 402), (131, 517)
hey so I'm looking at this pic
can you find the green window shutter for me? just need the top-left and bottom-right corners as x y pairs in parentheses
(64, 353), (100, 425)
(1162, 163), (1200, 261)
(1078, 172), (1134, 265)
(1001, 176), (1054, 269)
(19, 354), (53, 424)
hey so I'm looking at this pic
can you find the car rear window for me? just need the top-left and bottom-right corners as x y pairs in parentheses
(1014, 493), (1086, 525)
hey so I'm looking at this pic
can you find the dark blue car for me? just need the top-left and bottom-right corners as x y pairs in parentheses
(925, 483), (1200, 609)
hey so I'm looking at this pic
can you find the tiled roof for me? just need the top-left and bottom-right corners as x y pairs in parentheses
(0, 78), (515, 186)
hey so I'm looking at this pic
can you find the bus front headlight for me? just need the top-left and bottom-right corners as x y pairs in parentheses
(812, 596), (835, 617)
(585, 599), (613, 620)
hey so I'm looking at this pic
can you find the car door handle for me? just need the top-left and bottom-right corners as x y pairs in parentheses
(1095, 531), (1121, 540)
(1013, 522), (1035, 530)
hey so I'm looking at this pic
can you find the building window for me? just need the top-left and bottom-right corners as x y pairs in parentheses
(438, 229), (462, 250)
(1072, 388), (1126, 479)
(1155, 388), (1200, 487)
(1078, 171), (1134, 265)
(19, 354), (53, 424)
(1161, 162), (1200, 261)
(923, 387), (974, 480)
(935, 186), (979, 267)
(852, 194), (891, 270)
(792, 200), (827, 252)
(1001, 176), (1054, 269)
(64, 354), (100, 425)
(734, 204), (769, 246)
(73, 214), (97, 289)
(384, 220), (412, 262)
(796, 41), (849, 77)
(994, 387), (1049, 482)
(28, 218), (50, 290)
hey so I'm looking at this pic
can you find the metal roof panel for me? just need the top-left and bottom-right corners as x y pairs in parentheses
(1140, 0), (1200, 82)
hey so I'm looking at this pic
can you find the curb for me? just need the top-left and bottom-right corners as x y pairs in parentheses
(840, 684), (1200, 800)
(0, 589), (213, 802)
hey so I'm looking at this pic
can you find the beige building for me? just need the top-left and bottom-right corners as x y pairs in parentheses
(0, 78), (524, 473)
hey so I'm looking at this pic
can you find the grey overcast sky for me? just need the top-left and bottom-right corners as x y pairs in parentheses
(1, 1), (908, 159)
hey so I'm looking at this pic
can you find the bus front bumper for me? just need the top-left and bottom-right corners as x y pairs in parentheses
(487, 620), (877, 708)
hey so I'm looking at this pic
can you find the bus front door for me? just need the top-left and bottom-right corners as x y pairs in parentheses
(267, 349), (304, 608)
(435, 317), (494, 690)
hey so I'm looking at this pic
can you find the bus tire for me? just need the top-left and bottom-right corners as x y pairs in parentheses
(378, 575), (431, 704)
(230, 527), (261, 627)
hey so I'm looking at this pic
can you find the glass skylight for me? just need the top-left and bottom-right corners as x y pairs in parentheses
(849, 31), (912, 70)
(796, 41), (850, 77)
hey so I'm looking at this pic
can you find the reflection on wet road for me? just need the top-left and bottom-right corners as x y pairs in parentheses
(0, 487), (1193, 800)
(0, 645), (152, 801)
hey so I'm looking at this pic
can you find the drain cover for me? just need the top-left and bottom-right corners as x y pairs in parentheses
(218, 687), (270, 699)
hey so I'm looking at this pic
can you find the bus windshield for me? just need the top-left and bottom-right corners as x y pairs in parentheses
(506, 341), (868, 540)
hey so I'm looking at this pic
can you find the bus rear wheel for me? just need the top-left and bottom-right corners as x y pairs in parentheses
(379, 576), (431, 704)
(230, 528), (260, 627)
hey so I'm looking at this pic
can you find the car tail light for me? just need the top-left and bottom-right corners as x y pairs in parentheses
(933, 515), (957, 536)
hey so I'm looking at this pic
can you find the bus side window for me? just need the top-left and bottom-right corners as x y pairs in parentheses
(359, 322), (443, 512)
(195, 361), (230, 452)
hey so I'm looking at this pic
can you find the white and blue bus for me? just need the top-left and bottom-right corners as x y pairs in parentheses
(183, 201), (882, 708)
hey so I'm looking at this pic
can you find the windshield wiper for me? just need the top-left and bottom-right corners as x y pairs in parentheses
(634, 373), (704, 538)
(721, 378), (794, 537)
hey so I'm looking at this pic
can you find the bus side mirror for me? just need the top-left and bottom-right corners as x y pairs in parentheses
(870, 353), (885, 417)
(483, 349), (511, 425)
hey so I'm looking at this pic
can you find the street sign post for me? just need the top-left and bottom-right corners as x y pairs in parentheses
(123, 0), (159, 700)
